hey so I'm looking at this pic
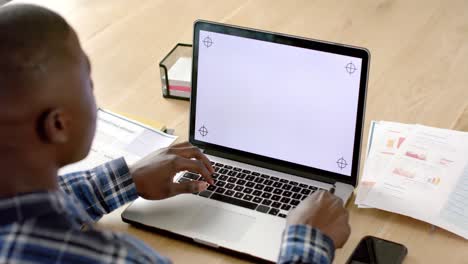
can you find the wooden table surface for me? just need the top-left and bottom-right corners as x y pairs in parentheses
(12, 0), (468, 263)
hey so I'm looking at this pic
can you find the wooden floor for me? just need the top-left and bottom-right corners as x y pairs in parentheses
(9, 0), (468, 263)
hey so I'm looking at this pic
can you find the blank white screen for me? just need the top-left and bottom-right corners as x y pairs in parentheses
(195, 30), (362, 176)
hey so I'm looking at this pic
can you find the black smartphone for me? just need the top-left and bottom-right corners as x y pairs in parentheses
(345, 236), (408, 264)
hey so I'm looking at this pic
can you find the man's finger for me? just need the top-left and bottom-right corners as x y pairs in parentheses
(170, 141), (193, 148)
(174, 157), (214, 184)
(171, 181), (208, 195)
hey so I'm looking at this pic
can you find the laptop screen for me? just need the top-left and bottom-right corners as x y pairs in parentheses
(193, 29), (365, 177)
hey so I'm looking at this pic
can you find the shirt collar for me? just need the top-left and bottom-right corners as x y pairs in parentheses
(0, 191), (92, 226)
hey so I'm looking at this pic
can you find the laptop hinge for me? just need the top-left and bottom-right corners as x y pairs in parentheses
(203, 148), (335, 185)
(193, 238), (219, 248)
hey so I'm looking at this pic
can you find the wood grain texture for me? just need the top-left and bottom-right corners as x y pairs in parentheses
(10, 0), (468, 263)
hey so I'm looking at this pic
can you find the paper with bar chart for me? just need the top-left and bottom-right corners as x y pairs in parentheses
(356, 121), (412, 207)
(357, 123), (468, 239)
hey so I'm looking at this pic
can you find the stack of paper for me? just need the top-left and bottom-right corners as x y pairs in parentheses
(59, 109), (177, 175)
(356, 121), (468, 239)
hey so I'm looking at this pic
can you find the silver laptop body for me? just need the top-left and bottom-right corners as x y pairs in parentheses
(123, 20), (370, 262)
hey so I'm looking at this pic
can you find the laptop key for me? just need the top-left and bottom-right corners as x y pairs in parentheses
(254, 184), (264, 190)
(290, 199), (300, 206)
(224, 165), (233, 169)
(219, 169), (229, 175)
(268, 208), (280, 215)
(292, 186), (301, 193)
(227, 177), (237, 183)
(242, 169), (251, 174)
(228, 171), (238, 177)
(281, 204), (291, 211)
(226, 183), (235, 189)
(207, 185), (216, 191)
(199, 190), (212, 198)
(237, 179), (246, 186)
(261, 192), (272, 199)
(246, 182), (255, 188)
(243, 188), (253, 194)
(253, 197), (263, 204)
(270, 176), (279, 181)
(215, 187), (226, 194)
(272, 202), (281, 208)
(215, 163), (223, 167)
(252, 190), (262, 197)
(262, 199), (272, 206)
(234, 185), (244, 192)
(289, 181), (298, 186)
(234, 192), (244, 199)
(261, 174), (270, 179)
(246, 175), (255, 181)
(273, 182), (282, 188)
(251, 172), (260, 176)
(280, 197), (291, 204)
(237, 173), (247, 179)
(278, 213), (287, 218)
(283, 191), (293, 197)
(264, 186), (274, 193)
(273, 189), (283, 195)
(225, 190), (235, 196)
(279, 179), (289, 184)
(292, 193), (302, 200)
(214, 167), (221, 172)
(301, 189), (311, 195)
(309, 186), (318, 190)
(184, 172), (200, 180)
(215, 181), (226, 187)
(271, 195), (281, 201)
(299, 183), (308, 188)
(233, 167), (242, 172)
(243, 194), (253, 201)
(211, 173), (220, 179)
(282, 185), (292, 191)
(179, 178), (191, 183)
(210, 193), (257, 210)
(264, 180), (274, 186)
(254, 177), (264, 184)
(219, 175), (228, 181)
(256, 205), (270, 213)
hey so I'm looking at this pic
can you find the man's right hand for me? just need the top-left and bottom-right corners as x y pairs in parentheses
(286, 190), (351, 248)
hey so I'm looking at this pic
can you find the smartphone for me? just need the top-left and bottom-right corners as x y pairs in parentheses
(345, 236), (408, 264)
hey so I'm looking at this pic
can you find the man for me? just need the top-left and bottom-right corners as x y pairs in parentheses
(0, 4), (350, 264)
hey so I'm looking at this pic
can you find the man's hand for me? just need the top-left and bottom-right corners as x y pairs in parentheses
(129, 142), (214, 200)
(286, 190), (351, 248)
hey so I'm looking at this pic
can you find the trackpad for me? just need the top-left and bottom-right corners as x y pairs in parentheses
(187, 205), (255, 243)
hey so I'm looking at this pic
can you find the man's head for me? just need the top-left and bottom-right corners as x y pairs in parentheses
(0, 4), (96, 184)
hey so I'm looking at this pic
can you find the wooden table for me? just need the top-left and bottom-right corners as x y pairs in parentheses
(12, 0), (468, 263)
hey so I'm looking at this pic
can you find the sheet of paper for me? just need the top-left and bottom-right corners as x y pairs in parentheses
(364, 125), (468, 238)
(356, 121), (412, 207)
(59, 109), (177, 175)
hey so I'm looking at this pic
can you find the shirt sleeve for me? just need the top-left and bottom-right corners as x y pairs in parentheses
(278, 225), (335, 264)
(58, 157), (139, 222)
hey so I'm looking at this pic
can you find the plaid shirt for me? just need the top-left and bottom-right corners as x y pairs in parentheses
(0, 158), (334, 264)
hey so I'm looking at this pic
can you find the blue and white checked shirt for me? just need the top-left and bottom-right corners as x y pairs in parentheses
(0, 158), (334, 263)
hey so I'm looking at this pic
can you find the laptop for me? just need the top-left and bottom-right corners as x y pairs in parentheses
(122, 20), (370, 262)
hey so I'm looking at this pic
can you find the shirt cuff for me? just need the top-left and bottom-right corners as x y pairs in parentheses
(278, 225), (335, 264)
(97, 157), (139, 205)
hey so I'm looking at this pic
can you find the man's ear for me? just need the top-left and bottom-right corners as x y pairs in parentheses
(41, 109), (70, 144)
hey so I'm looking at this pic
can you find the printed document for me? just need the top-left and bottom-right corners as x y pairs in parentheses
(59, 109), (177, 175)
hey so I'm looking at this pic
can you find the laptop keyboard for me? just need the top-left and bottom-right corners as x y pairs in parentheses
(177, 161), (326, 218)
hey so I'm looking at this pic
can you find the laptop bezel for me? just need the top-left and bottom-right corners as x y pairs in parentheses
(189, 20), (369, 187)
